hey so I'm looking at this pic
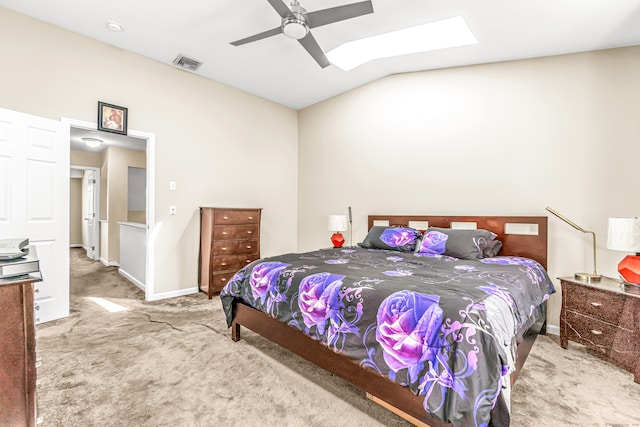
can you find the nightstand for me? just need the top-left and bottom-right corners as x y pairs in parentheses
(559, 276), (640, 383)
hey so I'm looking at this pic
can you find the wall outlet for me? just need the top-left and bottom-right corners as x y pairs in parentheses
(169, 181), (176, 191)
(169, 206), (176, 215)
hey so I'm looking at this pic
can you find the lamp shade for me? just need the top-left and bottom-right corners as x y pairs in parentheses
(328, 215), (348, 232)
(607, 217), (640, 252)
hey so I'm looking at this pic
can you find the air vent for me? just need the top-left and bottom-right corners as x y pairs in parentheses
(172, 55), (202, 71)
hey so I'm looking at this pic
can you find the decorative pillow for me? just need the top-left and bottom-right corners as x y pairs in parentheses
(359, 226), (422, 252)
(482, 239), (503, 258)
(417, 227), (500, 260)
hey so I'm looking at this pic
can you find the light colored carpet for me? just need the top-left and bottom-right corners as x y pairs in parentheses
(35, 249), (640, 426)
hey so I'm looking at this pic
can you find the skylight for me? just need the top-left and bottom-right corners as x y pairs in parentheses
(326, 16), (478, 71)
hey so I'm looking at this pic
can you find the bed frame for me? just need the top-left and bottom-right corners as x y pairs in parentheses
(230, 215), (548, 426)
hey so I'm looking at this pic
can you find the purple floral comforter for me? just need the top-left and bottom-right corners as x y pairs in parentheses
(220, 247), (555, 427)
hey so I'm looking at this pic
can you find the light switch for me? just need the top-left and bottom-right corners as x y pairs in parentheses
(169, 181), (177, 191)
(169, 206), (176, 215)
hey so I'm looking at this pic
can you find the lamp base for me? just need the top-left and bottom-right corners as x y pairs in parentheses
(331, 232), (345, 248)
(574, 272), (602, 282)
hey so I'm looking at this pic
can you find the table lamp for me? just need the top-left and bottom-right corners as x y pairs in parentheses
(546, 207), (602, 282)
(606, 217), (640, 284)
(328, 214), (348, 248)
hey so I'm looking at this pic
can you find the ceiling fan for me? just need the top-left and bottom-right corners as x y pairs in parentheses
(230, 0), (374, 68)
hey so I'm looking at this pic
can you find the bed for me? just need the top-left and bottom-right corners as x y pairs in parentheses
(220, 215), (554, 427)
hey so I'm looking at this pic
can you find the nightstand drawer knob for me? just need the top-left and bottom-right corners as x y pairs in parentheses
(223, 216), (229, 220)
(246, 260), (251, 263)
(247, 245), (252, 249)
(590, 302), (603, 307)
(221, 278), (226, 282)
(248, 216), (253, 220)
(222, 232), (227, 235)
(221, 263), (227, 266)
(222, 247), (227, 251)
(590, 329), (603, 335)
(247, 231), (252, 234)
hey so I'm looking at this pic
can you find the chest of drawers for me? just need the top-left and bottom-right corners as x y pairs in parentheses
(560, 276), (640, 383)
(198, 207), (261, 298)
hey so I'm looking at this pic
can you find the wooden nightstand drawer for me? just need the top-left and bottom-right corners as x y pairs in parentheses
(214, 210), (260, 225)
(212, 239), (259, 256)
(564, 311), (616, 351)
(213, 225), (259, 240)
(560, 276), (640, 383)
(563, 282), (625, 325)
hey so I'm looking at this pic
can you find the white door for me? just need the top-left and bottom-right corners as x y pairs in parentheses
(84, 169), (98, 260)
(0, 107), (69, 324)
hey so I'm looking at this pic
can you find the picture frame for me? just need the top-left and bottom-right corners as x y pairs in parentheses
(97, 101), (128, 135)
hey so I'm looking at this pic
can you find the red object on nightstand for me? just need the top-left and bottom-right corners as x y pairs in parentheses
(618, 255), (640, 284)
(331, 232), (345, 248)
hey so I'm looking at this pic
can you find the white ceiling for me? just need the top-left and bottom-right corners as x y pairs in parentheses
(2, 0), (640, 110)
(70, 127), (146, 153)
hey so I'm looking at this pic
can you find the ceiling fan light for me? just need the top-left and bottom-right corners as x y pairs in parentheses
(282, 16), (309, 40)
(82, 137), (103, 148)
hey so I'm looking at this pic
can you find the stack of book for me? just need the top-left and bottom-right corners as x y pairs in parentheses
(0, 239), (41, 281)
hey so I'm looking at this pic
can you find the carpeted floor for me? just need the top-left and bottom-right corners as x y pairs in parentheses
(35, 248), (640, 426)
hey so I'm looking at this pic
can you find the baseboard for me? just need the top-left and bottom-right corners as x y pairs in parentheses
(147, 287), (199, 301)
(545, 324), (560, 336)
(69, 244), (83, 248)
(118, 268), (145, 291)
(99, 257), (119, 267)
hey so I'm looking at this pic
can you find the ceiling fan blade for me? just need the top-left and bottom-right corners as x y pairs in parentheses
(298, 32), (330, 68)
(267, 0), (293, 18)
(230, 27), (283, 46)
(306, 0), (373, 29)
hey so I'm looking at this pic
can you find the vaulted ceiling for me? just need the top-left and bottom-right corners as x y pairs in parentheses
(1, 0), (639, 109)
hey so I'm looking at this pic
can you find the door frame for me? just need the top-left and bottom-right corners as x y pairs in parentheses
(62, 117), (156, 302)
(69, 165), (100, 260)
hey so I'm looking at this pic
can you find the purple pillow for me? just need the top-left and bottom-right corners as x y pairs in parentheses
(417, 227), (501, 260)
(359, 226), (422, 252)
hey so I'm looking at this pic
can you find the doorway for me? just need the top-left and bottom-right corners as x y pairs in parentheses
(64, 117), (156, 301)
(69, 165), (100, 261)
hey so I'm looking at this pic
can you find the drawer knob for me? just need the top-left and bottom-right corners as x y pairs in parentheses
(222, 232), (227, 235)
(246, 260), (251, 263)
(590, 302), (603, 307)
(247, 245), (252, 249)
(247, 231), (252, 234)
(248, 216), (253, 220)
(590, 329), (603, 335)
(221, 263), (227, 266)
(223, 216), (228, 220)
(222, 247), (227, 251)
(221, 278), (226, 282)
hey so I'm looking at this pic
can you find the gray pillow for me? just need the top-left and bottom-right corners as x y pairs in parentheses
(416, 227), (500, 260)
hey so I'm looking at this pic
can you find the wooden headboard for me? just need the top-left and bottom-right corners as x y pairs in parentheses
(367, 215), (548, 269)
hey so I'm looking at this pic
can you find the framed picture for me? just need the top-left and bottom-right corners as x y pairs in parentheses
(97, 101), (128, 135)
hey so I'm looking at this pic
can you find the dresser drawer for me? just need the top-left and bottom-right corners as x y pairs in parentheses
(212, 255), (257, 272)
(563, 282), (626, 325)
(564, 311), (616, 352)
(211, 272), (235, 293)
(212, 239), (259, 256)
(213, 225), (259, 240)
(214, 210), (260, 225)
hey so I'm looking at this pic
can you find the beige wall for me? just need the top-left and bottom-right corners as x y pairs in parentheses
(70, 150), (101, 168)
(103, 147), (146, 264)
(0, 7), (298, 295)
(298, 46), (640, 329)
(69, 178), (82, 246)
